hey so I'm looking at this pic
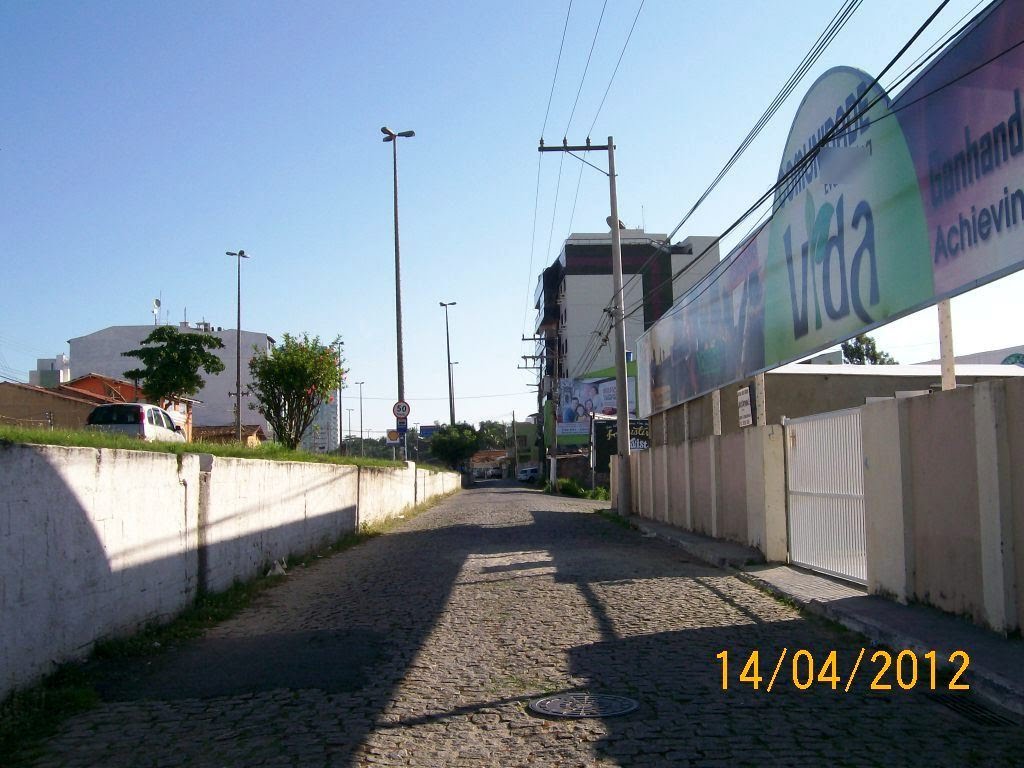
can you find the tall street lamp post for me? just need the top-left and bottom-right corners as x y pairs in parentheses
(381, 125), (415, 458)
(440, 301), (456, 425)
(225, 250), (249, 442)
(355, 381), (365, 456)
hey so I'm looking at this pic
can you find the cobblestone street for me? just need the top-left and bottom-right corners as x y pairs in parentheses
(18, 484), (1024, 767)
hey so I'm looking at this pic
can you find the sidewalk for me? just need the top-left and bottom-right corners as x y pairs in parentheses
(625, 514), (1024, 719)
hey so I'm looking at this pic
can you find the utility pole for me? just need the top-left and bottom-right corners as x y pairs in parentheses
(346, 408), (353, 442)
(226, 249), (249, 443)
(550, 334), (559, 493)
(539, 137), (631, 513)
(356, 381), (365, 456)
(440, 301), (457, 425)
(512, 410), (519, 477)
(381, 125), (415, 460)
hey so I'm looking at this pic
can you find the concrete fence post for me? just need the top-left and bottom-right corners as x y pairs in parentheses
(974, 381), (1018, 632)
(862, 399), (914, 603)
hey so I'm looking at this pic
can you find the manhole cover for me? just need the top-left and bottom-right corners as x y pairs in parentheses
(528, 693), (639, 718)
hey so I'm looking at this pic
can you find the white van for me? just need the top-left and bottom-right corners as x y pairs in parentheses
(86, 403), (186, 442)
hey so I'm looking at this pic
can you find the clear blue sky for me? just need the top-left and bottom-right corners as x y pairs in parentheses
(2, 0), (1019, 437)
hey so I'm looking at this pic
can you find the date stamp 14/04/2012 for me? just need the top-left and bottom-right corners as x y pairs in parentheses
(715, 649), (970, 693)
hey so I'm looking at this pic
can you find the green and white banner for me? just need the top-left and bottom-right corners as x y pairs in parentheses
(639, 0), (1024, 416)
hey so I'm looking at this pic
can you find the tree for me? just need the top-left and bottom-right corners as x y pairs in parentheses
(122, 325), (225, 406)
(429, 422), (480, 469)
(841, 334), (898, 365)
(248, 333), (343, 450)
(477, 420), (507, 450)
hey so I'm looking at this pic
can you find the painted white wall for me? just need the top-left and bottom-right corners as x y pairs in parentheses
(563, 275), (645, 377)
(0, 443), (459, 698)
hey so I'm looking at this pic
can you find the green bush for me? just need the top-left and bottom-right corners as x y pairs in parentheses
(543, 479), (609, 499)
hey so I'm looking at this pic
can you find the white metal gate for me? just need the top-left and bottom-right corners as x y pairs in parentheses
(784, 407), (866, 584)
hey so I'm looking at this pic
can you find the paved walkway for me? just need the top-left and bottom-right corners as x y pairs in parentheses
(17, 484), (1024, 767)
(629, 514), (1024, 718)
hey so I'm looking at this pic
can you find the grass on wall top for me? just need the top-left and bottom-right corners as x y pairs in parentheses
(0, 425), (412, 470)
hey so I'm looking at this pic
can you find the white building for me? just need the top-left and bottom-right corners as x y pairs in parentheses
(67, 322), (274, 430)
(534, 231), (720, 381)
(299, 396), (342, 453)
(28, 354), (71, 387)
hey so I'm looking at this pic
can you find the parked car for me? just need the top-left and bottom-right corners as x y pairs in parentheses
(85, 403), (186, 443)
(486, 467), (502, 479)
(517, 466), (539, 482)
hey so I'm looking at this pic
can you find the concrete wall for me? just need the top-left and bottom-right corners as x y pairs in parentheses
(858, 378), (1022, 633)
(717, 432), (747, 543)
(199, 457), (360, 594)
(0, 443), (458, 698)
(1007, 382), (1024, 632)
(626, 373), (1022, 635)
(689, 437), (716, 537)
(682, 368), (1024, 440)
(907, 389), (983, 621)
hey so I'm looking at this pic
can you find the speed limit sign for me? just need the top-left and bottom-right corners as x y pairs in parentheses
(393, 400), (411, 418)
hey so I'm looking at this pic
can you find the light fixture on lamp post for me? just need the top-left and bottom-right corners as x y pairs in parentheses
(381, 125), (415, 458)
(225, 249), (249, 442)
(440, 301), (456, 425)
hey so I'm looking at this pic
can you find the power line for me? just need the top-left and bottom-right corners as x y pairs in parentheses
(541, 0), (575, 139)
(617, 0), (864, 303)
(586, 0), (646, 138)
(563, 0), (610, 139)
(551, 0), (866, 380)
(621, 0), (957, 328)
(625, 4), (1011, 329)
(361, 391), (535, 401)
(525, 0), (574, 341)
(662, 0), (863, 246)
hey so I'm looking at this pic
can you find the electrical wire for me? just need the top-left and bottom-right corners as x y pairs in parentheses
(586, 0), (646, 139)
(619, 0), (957, 328)
(522, 152), (545, 338)
(541, 0), (575, 139)
(550, 0), (867, 378)
(616, 0), (864, 303)
(626, 4), (1013, 327)
(525, 0), (575, 340)
(563, 0), (610, 139)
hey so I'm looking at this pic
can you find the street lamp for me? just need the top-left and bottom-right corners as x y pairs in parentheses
(381, 125), (415, 458)
(440, 301), (456, 425)
(355, 381), (365, 456)
(225, 249), (249, 442)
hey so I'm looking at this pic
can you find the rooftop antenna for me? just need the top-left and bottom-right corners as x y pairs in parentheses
(152, 298), (161, 325)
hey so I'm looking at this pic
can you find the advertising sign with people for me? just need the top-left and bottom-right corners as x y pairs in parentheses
(555, 366), (638, 438)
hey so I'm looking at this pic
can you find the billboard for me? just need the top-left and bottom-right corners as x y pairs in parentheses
(555, 364), (638, 438)
(592, 419), (650, 473)
(638, 0), (1024, 416)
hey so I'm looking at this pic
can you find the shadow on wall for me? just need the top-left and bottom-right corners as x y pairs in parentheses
(0, 443), (358, 699)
